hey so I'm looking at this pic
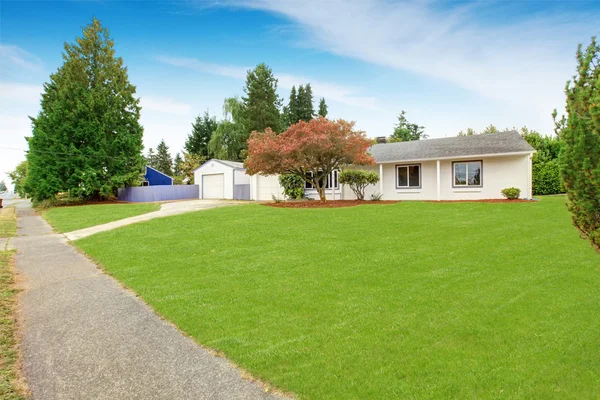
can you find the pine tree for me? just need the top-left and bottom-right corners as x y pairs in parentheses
(0, 181), (7, 192)
(145, 148), (156, 168)
(318, 97), (328, 118)
(242, 63), (282, 133)
(389, 110), (428, 142)
(559, 37), (600, 247)
(155, 140), (173, 176)
(286, 85), (299, 125)
(301, 83), (315, 121)
(26, 18), (144, 201)
(296, 85), (306, 122)
(185, 110), (218, 157)
(173, 153), (183, 177)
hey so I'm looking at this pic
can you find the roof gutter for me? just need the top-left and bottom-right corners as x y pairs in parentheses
(374, 150), (536, 164)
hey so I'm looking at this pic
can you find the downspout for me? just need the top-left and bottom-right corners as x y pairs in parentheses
(379, 164), (383, 195)
(436, 160), (441, 201)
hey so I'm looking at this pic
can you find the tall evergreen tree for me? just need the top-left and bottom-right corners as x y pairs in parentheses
(173, 153), (183, 177)
(300, 83), (315, 121)
(155, 139), (173, 176)
(242, 63), (282, 133)
(286, 85), (299, 125)
(389, 110), (428, 142)
(185, 111), (218, 157)
(145, 148), (157, 168)
(318, 97), (328, 118)
(296, 85), (307, 121)
(26, 18), (144, 201)
(559, 37), (600, 247)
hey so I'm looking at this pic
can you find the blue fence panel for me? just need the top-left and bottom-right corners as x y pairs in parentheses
(233, 184), (250, 200)
(118, 185), (199, 202)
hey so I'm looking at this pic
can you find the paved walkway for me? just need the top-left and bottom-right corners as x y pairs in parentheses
(65, 199), (245, 241)
(13, 201), (284, 400)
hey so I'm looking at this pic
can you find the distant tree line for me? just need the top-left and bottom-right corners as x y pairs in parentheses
(148, 64), (333, 184)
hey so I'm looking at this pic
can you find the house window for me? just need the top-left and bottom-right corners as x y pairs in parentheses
(396, 164), (421, 188)
(305, 170), (339, 190)
(141, 181), (149, 187)
(326, 170), (339, 189)
(453, 161), (482, 187)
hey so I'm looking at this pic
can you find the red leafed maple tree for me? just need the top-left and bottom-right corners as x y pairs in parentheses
(245, 117), (375, 201)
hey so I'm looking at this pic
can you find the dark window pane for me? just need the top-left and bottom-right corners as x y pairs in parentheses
(397, 167), (408, 186)
(305, 172), (313, 189)
(468, 162), (481, 185)
(455, 163), (467, 185)
(408, 165), (420, 187)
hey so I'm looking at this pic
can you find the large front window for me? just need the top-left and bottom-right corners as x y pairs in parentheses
(453, 161), (482, 187)
(396, 164), (421, 188)
(305, 171), (339, 190)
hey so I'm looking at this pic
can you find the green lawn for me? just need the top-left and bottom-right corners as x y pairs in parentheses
(42, 203), (161, 233)
(0, 208), (16, 238)
(76, 196), (600, 399)
(0, 206), (25, 399)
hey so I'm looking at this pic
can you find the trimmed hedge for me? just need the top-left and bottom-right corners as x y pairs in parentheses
(532, 159), (565, 196)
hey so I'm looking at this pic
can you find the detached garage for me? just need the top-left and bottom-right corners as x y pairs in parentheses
(193, 159), (250, 200)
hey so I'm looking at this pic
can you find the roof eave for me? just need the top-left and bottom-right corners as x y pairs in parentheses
(374, 150), (536, 164)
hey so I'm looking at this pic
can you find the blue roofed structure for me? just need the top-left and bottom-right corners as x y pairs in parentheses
(143, 166), (173, 186)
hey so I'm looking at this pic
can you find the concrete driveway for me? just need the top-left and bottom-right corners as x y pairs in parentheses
(65, 199), (245, 241)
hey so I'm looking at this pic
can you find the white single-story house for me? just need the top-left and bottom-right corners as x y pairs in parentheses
(197, 131), (536, 201)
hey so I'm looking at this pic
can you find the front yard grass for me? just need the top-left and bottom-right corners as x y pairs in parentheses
(0, 208), (17, 238)
(0, 250), (25, 400)
(76, 196), (600, 399)
(42, 203), (161, 233)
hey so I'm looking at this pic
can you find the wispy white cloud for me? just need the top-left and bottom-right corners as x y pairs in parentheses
(156, 55), (379, 109)
(0, 82), (43, 104)
(140, 95), (193, 115)
(156, 55), (248, 80)
(211, 0), (599, 113)
(0, 44), (44, 72)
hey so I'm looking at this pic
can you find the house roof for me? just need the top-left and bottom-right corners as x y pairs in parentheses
(145, 165), (174, 180)
(369, 130), (535, 163)
(217, 159), (245, 168)
(193, 159), (245, 172)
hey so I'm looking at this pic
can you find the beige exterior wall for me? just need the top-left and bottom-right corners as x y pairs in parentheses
(247, 153), (532, 201)
(372, 154), (532, 201)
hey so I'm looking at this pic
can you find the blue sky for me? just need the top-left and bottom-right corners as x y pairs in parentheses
(1, 0), (599, 186)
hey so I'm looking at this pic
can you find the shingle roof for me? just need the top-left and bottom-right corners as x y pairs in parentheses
(369, 130), (534, 163)
(217, 159), (244, 169)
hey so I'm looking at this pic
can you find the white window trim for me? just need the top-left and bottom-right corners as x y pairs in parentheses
(396, 164), (422, 189)
(305, 170), (339, 190)
(453, 160), (483, 188)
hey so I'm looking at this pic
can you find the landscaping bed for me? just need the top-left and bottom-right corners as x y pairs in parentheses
(265, 200), (399, 208)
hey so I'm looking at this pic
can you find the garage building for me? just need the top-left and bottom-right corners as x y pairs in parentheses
(193, 159), (250, 200)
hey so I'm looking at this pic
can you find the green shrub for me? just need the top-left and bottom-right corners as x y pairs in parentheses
(532, 159), (565, 195)
(501, 187), (521, 200)
(370, 192), (383, 201)
(278, 174), (305, 200)
(339, 170), (380, 200)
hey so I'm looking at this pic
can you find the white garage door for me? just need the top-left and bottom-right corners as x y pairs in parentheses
(202, 174), (224, 199)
